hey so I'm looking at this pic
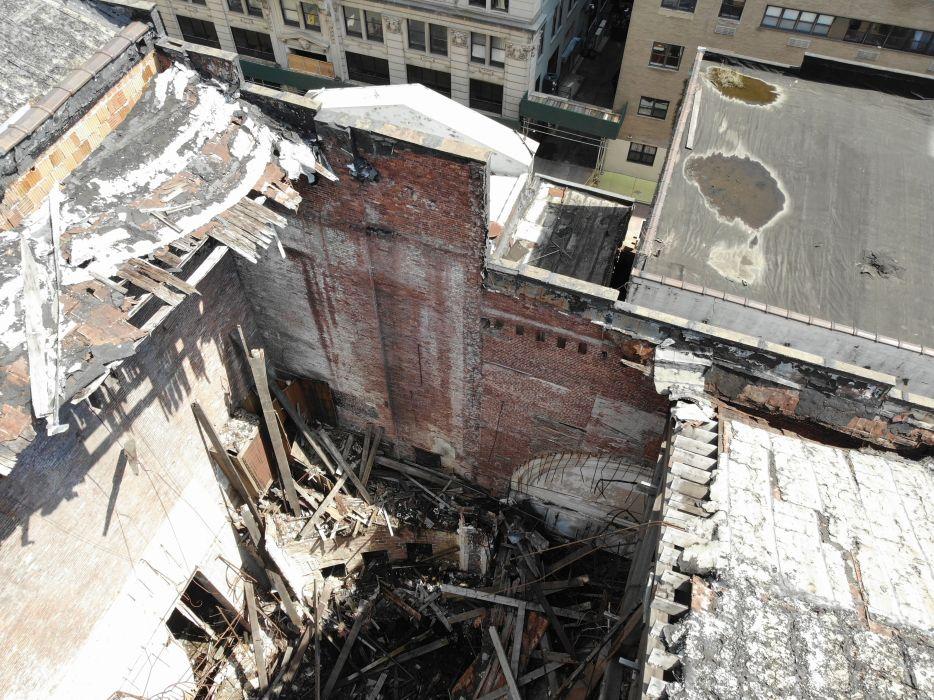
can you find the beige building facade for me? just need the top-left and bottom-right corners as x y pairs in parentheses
(606, 0), (934, 184)
(155, 0), (599, 119)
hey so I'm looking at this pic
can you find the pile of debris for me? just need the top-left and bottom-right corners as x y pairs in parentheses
(184, 333), (645, 699)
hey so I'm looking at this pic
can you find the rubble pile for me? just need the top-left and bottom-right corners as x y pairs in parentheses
(183, 338), (643, 699)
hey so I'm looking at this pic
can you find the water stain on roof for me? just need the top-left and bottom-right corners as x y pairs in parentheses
(706, 66), (779, 106)
(685, 153), (785, 230)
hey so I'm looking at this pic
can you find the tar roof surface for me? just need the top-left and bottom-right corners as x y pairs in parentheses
(641, 59), (934, 347)
(0, 0), (127, 123)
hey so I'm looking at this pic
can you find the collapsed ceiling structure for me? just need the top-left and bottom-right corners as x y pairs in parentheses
(0, 4), (931, 700)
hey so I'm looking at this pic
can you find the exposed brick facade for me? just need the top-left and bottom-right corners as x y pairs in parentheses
(473, 288), (668, 491)
(237, 125), (487, 470)
(0, 51), (158, 229)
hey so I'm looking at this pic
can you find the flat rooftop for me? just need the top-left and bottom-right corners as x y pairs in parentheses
(650, 409), (934, 698)
(491, 177), (631, 287)
(640, 59), (934, 347)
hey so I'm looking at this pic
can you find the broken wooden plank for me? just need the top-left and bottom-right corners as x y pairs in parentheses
(446, 607), (487, 625)
(269, 381), (372, 503)
(192, 402), (261, 524)
(206, 225), (258, 263)
(267, 569), (303, 628)
(238, 197), (288, 227)
(361, 425), (382, 486)
(240, 504), (261, 545)
(297, 473), (348, 540)
(261, 620), (315, 700)
(439, 584), (587, 621)
(323, 598), (373, 698)
(318, 429), (373, 504)
(544, 543), (597, 578)
(116, 266), (184, 305)
(150, 209), (181, 232)
(488, 627), (521, 700)
(365, 672), (387, 700)
(476, 662), (566, 700)
(245, 581), (268, 693)
(382, 586), (422, 622)
(401, 471), (454, 511)
(510, 602), (525, 679)
(341, 637), (452, 684)
(127, 257), (200, 294)
(246, 348), (302, 516)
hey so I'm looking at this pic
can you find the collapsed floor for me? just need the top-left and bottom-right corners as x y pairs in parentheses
(177, 338), (647, 700)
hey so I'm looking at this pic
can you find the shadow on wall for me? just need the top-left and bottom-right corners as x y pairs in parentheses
(0, 257), (258, 551)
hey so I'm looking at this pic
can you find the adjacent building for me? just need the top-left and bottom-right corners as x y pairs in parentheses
(155, 0), (601, 120)
(606, 0), (934, 184)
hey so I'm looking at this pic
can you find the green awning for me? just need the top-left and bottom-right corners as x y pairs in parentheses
(241, 60), (345, 92)
(519, 92), (624, 139)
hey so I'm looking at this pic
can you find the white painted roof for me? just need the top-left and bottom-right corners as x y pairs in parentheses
(309, 83), (537, 176)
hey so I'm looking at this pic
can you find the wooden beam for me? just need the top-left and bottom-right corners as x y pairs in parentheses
(246, 349), (302, 516)
(446, 607), (487, 625)
(439, 584), (587, 621)
(382, 586), (422, 622)
(544, 543), (597, 578)
(510, 602), (525, 679)
(318, 429), (373, 503)
(245, 581), (268, 693)
(361, 425), (382, 486)
(323, 599), (372, 698)
(297, 473), (348, 540)
(488, 627), (521, 700)
(261, 621), (315, 700)
(267, 570), (303, 627)
(192, 402), (260, 525)
(341, 637), (451, 684)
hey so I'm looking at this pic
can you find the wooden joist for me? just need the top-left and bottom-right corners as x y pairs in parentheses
(488, 627), (521, 700)
(116, 265), (184, 305)
(323, 599), (373, 698)
(245, 581), (269, 693)
(297, 473), (348, 540)
(238, 197), (287, 228)
(438, 584), (588, 621)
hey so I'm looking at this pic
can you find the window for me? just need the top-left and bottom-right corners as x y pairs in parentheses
(469, 79), (503, 114)
(345, 51), (390, 84)
(343, 6), (362, 37)
(301, 2), (321, 31)
(471, 33), (505, 66)
(761, 6), (833, 36)
(365, 10), (383, 42)
(638, 96), (670, 119)
(551, 7), (559, 36)
(469, 0), (485, 6)
(556, 337), (566, 349)
(429, 24), (448, 55)
(577, 342), (587, 354)
(492, 0), (508, 12)
(840, 20), (934, 55)
(231, 27), (275, 61)
(245, 0), (263, 16)
(718, 0), (745, 20)
(627, 142), (657, 166)
(515, 325), (524, 335)
(176, 15), (221, 49)
(471, 32), (486, 63)
(227, 0), (243, 11)
(536, 331), (545, 342)
(280, 0), (300, 26)
(661, 0), (696, 12)
(408, 19), (425, 51)
(490, 36), (505, 67)
(538, 29), (544, 57)
(406, 64), (452, 97)
(649, 42), (683, 69)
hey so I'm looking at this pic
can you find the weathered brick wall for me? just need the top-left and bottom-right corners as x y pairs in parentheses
(473, 287), (668, 492)
(236, 125), (487, 468)
(0, 253), (261, 698)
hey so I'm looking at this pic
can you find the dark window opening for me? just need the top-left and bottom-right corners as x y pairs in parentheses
(661, 0), (696, 12)
(345, 51), (390, 84)
(406, 543), (434, 562)
(321, 563), (347, 577)
(515, 325), (524, 335)
(600, 350), (609, 359)
(231, 27), (275, 61)
(176, 15), (221, 49)
(292, 48), (327, 62)
(429, 24), (448, 56)
(556, 337), (566, 349)
(578, 342), (587, 354)
(649, 41), (683, 69)
(536, 331), (546, 342)
(343, 6), (362, 37)
(406, 64), (452, 97)
(469, 78), (503, 114)
(627, 142), (657, 166)
(493, 319), (504, 329)
(364, 10), (383, 42)
(413, 447), (442, 469)
(481, 317), (491, 328)
(718, 0), (745, 20)
(362, 550), (390, 568)
(638, 96), (670, 119)
(408, 19), (425, 51)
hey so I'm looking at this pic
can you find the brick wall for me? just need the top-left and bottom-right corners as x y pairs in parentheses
(315, 524), (461, 571)
(472, 287), (668, 492)
(0, 253), (261, 697)
(0, 51), (158, 229)
(236, 125), (487, 468)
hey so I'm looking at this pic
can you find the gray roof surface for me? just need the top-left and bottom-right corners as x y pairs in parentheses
(0, 0), (127, 123)
(641, 59), (934, 347)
